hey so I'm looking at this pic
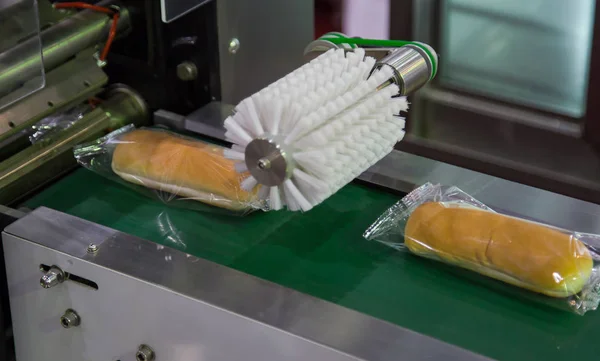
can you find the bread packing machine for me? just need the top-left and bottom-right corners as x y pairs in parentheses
(1, 1), (600, 360)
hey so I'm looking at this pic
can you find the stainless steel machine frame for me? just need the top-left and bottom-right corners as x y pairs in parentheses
(3, 205), (489, 361)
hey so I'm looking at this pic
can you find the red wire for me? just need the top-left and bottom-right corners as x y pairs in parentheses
(100, 13), (119, 61)
(53, 2), (119, 61)
(54, 2), (114, 14)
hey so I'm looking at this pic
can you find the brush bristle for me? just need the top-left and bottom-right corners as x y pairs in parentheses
(225, 48), (407, 211)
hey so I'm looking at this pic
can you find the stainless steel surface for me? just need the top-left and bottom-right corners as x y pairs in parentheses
(0, 85), (148, 205)
(245, 137), (291, 186)
(176, 61), (198, 81)
(374, 46), (431, 95)
(86, 243), (98, 254)
(60, 309), (80, 329)
(360, 149), (600, 234)
(40, 266), (65, 289)
(0, 0), (130, 104)
(216, 0), (313, 105)
(154, 102), (233, 140)
(136, 344), (155, 361)
(0, 47), (107, 137)
(420, 87), (583, 137)
(3, 207), (490, 361)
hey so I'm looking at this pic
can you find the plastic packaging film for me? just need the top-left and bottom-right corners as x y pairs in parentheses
(74, 125), (267, 215)
(30, 103), (92, 144)
(364, 182), (600, 315)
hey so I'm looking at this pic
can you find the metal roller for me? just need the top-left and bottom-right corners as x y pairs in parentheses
(0, 85), (148, 205)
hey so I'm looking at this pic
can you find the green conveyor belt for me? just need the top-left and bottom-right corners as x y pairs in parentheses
(25, 168), (600, 360)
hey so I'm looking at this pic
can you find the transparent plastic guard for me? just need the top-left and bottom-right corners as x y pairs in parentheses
(364, 182), (600, 315)
(0, 0), (45, 111)
(74, 125), (267, 216)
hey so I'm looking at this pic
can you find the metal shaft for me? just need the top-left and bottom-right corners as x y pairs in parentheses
(0, 0), (130, 98)
(0, 85), (147, 205)
(373, 45), (432, 95)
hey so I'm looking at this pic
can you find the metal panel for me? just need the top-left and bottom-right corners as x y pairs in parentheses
(216, 0), (313, 105)
(3, 207), (491, 361)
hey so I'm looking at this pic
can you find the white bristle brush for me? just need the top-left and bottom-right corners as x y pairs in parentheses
(224, 48), (409, 212)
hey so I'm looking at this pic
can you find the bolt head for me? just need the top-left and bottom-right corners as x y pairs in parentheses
(60, 309), (80, 328)
(229, 38), (240, 54)
(176, 62), (198, 81)
(87, 243), (99, 254)
(136, 344), (155, 361)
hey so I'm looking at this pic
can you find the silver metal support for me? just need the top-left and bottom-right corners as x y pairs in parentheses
(3, 207), (490, 361)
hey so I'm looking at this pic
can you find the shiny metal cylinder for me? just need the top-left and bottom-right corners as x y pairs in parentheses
(0, 0), (130, 98)
(374, 45), (432, 95)
(0, 85), (148, 205)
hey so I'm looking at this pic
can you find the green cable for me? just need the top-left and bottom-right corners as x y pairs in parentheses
(318, 33), (437, 80)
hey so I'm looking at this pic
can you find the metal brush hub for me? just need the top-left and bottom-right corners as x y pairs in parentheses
(245, 136), (293, 186)
(373, 45), (433, 95)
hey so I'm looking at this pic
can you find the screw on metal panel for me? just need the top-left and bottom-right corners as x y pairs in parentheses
(176, 61), (198, 81)
(136, 344), (155, 361)
(60, 309), (81, 328)
(228, 38), (240, 54)
(40, 266), (65, 289)
(87, 243), (99, 254)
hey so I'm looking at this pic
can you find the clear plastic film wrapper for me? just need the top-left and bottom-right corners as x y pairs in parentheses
(30, 103), (92, 144)
(364, 182), (600, 315)
(74, 125), (267, 215)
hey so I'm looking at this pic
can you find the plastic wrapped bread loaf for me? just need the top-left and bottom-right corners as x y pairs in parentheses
(404, 202), (592, 298)
(74, 125), (264, 214)
(364, 182), (600, 315)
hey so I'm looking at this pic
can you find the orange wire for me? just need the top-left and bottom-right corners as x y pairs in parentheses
(54, 2), (114, 14)
(53, 2), (119, 61)
(100, 13), (119, 60)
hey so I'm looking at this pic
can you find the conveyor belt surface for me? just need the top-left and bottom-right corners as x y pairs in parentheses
(24, 168), (600, 360)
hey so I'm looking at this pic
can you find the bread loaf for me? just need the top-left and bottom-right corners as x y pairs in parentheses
(111, 129), (256, 211)
(405, 202), (593, 297)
